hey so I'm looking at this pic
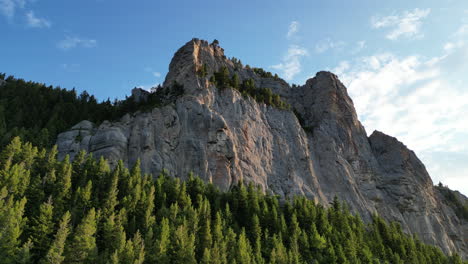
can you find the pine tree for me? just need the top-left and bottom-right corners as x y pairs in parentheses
(41, 211), (71, 264)
(151, 217), (170, 264)
(197, 213), (212, 261)
(15, 239), (33, 264)
(120, 231), (145, 264)
(215, 66), (230, 89)
(0, 191), (27, 263)
(132, 231), (145, 264)
(54, 156), (72, 216)
(103, 168), (119, 218)
(66, 208), (98, 263)
(236, 229), (253, 264)
(231, 73), (240, 89)
(100, 212), (126, 261)
(137, 184), (156, 233)
(73, 180), (93, 223)
(170, 221), (196, 264)
(30, 198), (55, 259)
(270, 235), (288, 264)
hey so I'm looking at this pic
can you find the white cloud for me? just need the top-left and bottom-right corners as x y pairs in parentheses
(137, 83), (160, 92)
(25, 10), (50, 28)
(332, 61), (350, 75)
(57, 36), (97, 50)
(61, 63), (80, 72)
(0, 0), (25, 19)
(271, 45), (308, 80)
(315, 38), (346, 53)
(352, 41), (366, 54)
(144, 67), (161, 78)
(333, 42), (468, 195)
(454, 24), (468, 37)
(272, 21), (308, 81)
(287, 21), (299, 39)
(371, 8), (430, 40)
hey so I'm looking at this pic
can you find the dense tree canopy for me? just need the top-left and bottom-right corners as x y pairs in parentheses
(210, 67), (290, 110)
(0, 137), (465, 263)
(0, 74), (183, 148)
(436, 183), (468, 220)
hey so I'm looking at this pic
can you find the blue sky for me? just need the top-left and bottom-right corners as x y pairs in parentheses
(1, 0), (468, 195)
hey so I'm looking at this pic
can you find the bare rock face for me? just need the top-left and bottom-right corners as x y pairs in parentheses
(56, 38), (467, 257)
(369, 131), (467, 255)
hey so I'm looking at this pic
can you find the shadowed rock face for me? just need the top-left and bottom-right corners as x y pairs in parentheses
(56, 38), (467, 257)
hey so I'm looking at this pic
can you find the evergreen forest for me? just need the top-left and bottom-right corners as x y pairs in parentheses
(0, 73), (467, 263)
(0, 137), (466, 263)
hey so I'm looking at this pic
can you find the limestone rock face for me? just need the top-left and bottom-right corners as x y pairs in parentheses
(56, 38), (467, 257)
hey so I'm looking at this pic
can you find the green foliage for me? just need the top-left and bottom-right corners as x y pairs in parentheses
(0, 137), (466, 263)
(436, 184), (468, 220)
(0, 74), (184, 148)
(29, 199), (55, 259)
(66, 208), (98, 263)
(42, 211), (71, 264)
(292, 108), (315, 132)
(197, 64), (209, 78)
(252, 67), (278, 80)
(213, 66), (231, 89)
(211, 68), (291, 110)
(231, 57), (243, 70)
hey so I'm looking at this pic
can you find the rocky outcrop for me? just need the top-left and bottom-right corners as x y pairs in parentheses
(131, 88), (150, 103)
(56, 38), (467, 257)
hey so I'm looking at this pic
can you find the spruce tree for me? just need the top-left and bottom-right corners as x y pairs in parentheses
(236, 229), (253, 264)
(66, 208), (98, 263)
(42, 211), (71, 264)
(151, 217), (170, 264)
(170, 221), (196, 264)
(30, 199), (55, 259)
(0, 193), (27, 263)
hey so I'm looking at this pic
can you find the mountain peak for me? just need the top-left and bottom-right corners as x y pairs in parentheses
(56, 39), (468, 258)
(163, 38), (229, 88)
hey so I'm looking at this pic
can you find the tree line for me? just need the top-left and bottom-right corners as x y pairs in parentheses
(0, 74), (182, 149)
(0, 137), (465, 263)
(197, 65), (290, 110)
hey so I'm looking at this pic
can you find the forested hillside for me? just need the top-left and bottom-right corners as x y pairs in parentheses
(0, 137), (465, 263)
(0, 74), (172, 148)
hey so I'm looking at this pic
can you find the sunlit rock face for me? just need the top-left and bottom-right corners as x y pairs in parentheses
(57, 38), (467, 258)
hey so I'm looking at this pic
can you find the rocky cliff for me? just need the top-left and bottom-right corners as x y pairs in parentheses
(56, 38), (467, 257)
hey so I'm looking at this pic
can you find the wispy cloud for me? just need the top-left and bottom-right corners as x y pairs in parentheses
(61, 63), (80, 72)
(25, 10), (50, 28)
(272, 45), (308, 80)
(371, 8), (430, 40)
(137, 83), (160, 92)
(287, 21), (299, 39)
(57, 36), (97, 50)
(0, 0), (25, 20)
(144, 67), (161, 78)
(352, 41), (366, 54)
(454, 24), (468, 37)
(332, 41), (468, 194)
(315, 38), (346, 53)
(272, 20), (308, 80)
